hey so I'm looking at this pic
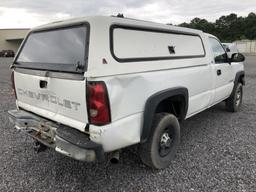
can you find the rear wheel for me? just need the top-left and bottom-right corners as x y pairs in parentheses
(226, 82), (243, 112)
(139, 113), (180, 169)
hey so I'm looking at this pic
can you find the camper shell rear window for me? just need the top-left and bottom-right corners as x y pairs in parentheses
(14, 23), (89, 73)
(110, 25), (206, 62)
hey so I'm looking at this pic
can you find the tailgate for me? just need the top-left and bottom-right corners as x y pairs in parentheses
(14, 71), (88, 131)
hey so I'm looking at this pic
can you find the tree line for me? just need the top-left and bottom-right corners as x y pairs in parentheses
(177, 12), (256, 42)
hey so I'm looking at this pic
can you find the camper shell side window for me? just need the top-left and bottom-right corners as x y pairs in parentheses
(110, 25), (206, 63)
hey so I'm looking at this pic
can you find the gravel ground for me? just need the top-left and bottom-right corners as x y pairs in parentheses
(0, 57), (256, 192)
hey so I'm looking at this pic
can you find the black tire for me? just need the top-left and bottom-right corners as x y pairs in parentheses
(226, 82), (243, 112)
(139, 113), (180, 169)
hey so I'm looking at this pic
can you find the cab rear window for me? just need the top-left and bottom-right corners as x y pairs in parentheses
(15, 25), (88, 73)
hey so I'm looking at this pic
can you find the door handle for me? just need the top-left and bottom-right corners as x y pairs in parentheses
(217, 69), (222, 76)
(39, 80), (48, 88)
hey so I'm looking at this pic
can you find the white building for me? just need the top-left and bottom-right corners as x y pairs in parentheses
(0, 29), (29, 53)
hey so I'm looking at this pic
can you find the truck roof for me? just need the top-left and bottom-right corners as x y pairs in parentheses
(33, 15), (204, 35)
(204, 32), (218, 40)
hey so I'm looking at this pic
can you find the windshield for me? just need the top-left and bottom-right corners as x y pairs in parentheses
(16, 25), (88, 72)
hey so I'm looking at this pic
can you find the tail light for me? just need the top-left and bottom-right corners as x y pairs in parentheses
(11, 71), (17, 99)
(86, 82), (111, 125)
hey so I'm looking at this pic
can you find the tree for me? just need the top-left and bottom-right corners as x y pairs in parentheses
(177, 12), (256, 42)
(244, 12), (256, 40)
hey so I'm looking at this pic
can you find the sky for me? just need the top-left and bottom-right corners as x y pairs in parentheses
(0, 0), (255, 28)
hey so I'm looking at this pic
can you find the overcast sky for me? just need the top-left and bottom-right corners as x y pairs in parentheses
(0, 0), (255, 28)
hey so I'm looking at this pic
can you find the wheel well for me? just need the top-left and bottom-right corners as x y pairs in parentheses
(155, 95), (186, 121)
(141, 87), (188, 143)
(238, 74), (245, 85)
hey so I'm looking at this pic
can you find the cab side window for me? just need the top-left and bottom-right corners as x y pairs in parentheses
(209, 37), (228, 63)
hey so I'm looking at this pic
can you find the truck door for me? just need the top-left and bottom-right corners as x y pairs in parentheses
(208, 37), (233, 104)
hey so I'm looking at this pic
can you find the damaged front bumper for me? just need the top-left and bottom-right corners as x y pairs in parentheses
(8, 109), (105, 162)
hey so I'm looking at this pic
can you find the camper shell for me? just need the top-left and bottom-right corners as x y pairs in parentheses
(8, 16), (245, 169)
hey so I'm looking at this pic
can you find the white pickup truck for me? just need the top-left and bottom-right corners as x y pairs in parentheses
(8, 16), (245, 169)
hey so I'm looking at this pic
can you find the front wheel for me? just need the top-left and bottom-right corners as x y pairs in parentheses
(226, 82), (243, 112)
(139, 113), (180, 169)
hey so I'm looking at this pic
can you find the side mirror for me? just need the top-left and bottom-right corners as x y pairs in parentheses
(230, 53), (245, 63)
(226, 47), (230, 52)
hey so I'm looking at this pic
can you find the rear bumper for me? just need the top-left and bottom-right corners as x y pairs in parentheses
(8, 109), (105, 162)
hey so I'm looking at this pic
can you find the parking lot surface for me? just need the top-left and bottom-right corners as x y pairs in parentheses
(0, 56), (256, 192)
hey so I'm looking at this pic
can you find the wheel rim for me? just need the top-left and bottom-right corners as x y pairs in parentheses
(235, 87), (242, 106)
(159, 127), (174, 157)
